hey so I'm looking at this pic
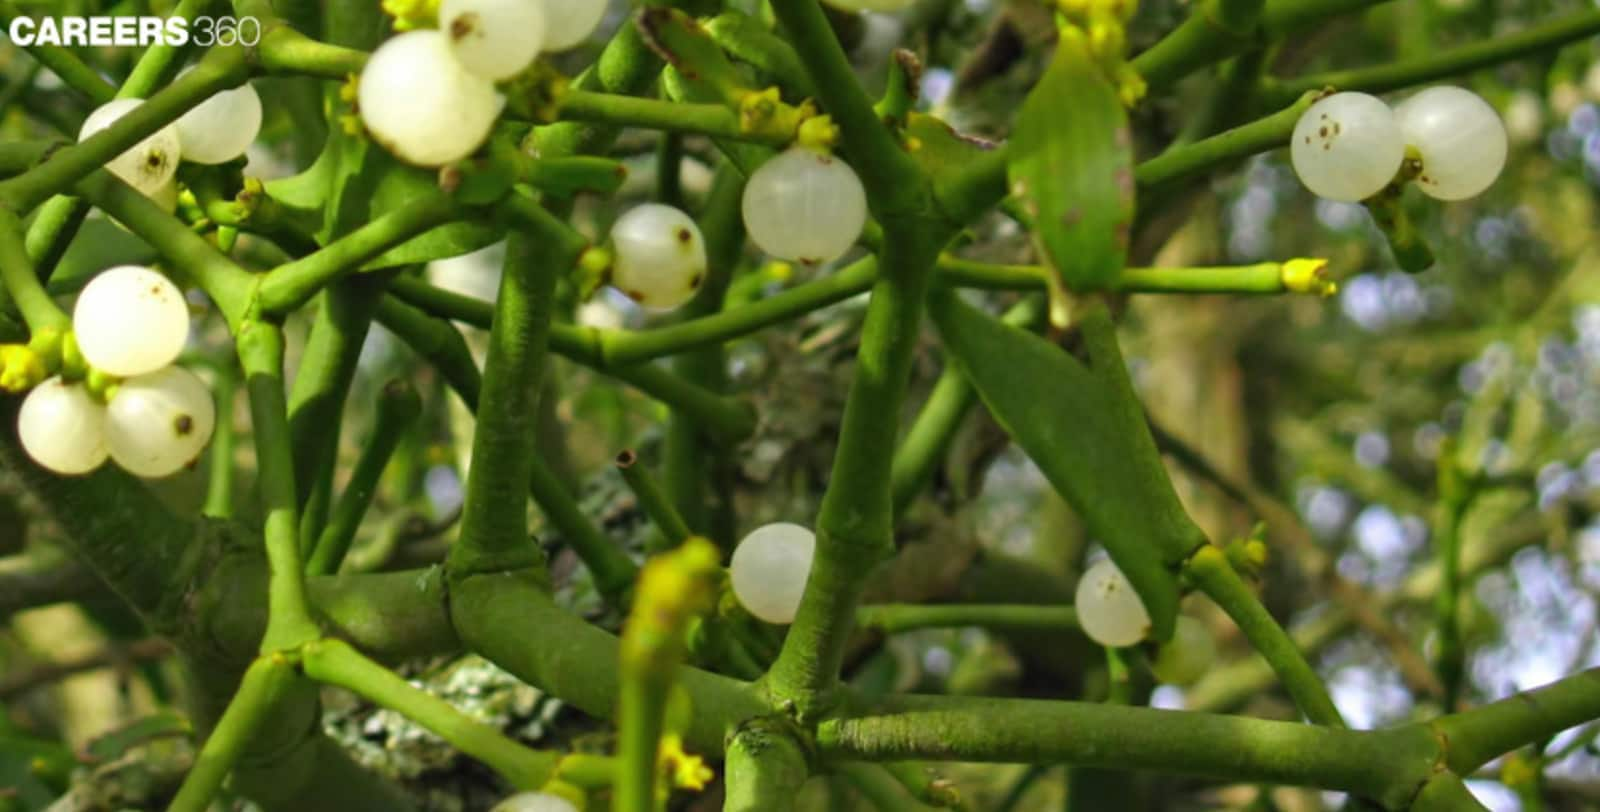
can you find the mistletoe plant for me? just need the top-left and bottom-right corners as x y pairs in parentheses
(0, 0), (1598, 810)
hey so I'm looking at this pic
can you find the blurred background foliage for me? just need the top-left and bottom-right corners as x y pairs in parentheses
(3, 0), (1600, 809)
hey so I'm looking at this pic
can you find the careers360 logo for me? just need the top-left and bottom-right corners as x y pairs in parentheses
(5, 16), (261, 48)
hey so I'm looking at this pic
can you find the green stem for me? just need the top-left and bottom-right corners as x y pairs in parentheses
(447, 197), (580, 576)
(856, 604), (1078, 635)
(0, 1), (117, 104)
(526, 451), (638, 601)
(256, 25), (369, 78)
(1135, 92), (1318, 191)
(616, 449), (694, 551)
(615, 540), (720, 812)
(373, 294), (639, 598)
(203, 362), (238, 519)
(257, 195), (459, 315)
(167, 655), (298, 812)
(767, 0), (923, 212)
(0, 206), (69, 332)
(1185, 546), (1345, 727)
(121, 0), (214, 100)
(820, 694), (1432, 807)
(237, 320), (322, 652)
(889, 297), (1044, 517)
(1259, 10), (1600, 107)
(1132, 0), (1390, 90)
(765, 223), (947, 710)
(305, 380), (422, 577)
(451, 569), (768, 754)
(724, 721), (810, 812)
(557, 90), (789, 146)
(1434, 669), (1600, 775)
(300, 638), (558, 789)
(287, 274), (390, 539)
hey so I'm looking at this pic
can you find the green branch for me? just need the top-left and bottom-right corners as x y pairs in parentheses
(557, 90), (790, 146)
(167, 655), (298, 812)
(237, 320), (322, 652)
(616, 540), (721, 811)
(1185, 545), (1346, 727)
(0, 1), (116, 104)
(1136, 92), (1318, 191)
(305, 380), (421, 576)
(1434, 668), (1600, 775)
(819, 693), (1433, 807)
(616, 449), (694, 550)
(0, 206), (69, 333)
(725, 720), (811, 812)
(301, 638), (558, 789)
(1259, 10), (1600, 107)
(766, 0), (923, 212)
(856, 604), (1078, 635)
(257, 194), (460, 315)
(447, 196), (580, 576)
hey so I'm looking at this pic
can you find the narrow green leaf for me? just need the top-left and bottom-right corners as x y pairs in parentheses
(929, 290), (1209, 640)
(1007, 29), (1135, 292)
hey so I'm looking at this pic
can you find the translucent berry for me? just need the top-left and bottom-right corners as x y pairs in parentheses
(440, 0), (546, 80)
(1150, 615), (1216, 685)
(1394, 86), (1508, 201)
(1290, 92), (1405, 203)
(742, 146), (868, 266)
(1074, 557), (1151, 648)
(730, 522), (816, 625)
(358, 30), (505, 167)
(540, 0), (608, 51)
(17, 377), (109, 475)
(105, 365), (216, 478)
(73, 266), (190, 378)
(490, 793), (578, 812)
(174, 70), (263, 164)
(608, 204), (707, 310)
(78, 98), (182, 197)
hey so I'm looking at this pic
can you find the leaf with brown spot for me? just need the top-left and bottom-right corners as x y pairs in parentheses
(1006, 28), (1135, 292)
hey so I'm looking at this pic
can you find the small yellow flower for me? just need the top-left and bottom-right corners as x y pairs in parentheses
(1280, 258), (1338, 297)
(660, 733), (714, 792)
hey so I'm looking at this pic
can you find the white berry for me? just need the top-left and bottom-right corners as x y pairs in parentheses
(17, 377), (109, 475)
(730, 522), (816, 625)
(608, 204), (707, 310)
(1290, 92), (1405, 203)
(174, 69), (263, 164)
(105, 365), (216, 478)
(73, 266), (190, 378)
(1074, 557), (1151, 648)
(1394, 86), (1508, 201)
(358, 30), (505, 167)
(539, 0), (608, 50)
(490, 793), (578, 812)
(742, 146), (868, 266)
(1151, 615), (1216, 685)
(440, 0), (546, 81)
(78, 98), (182, 197)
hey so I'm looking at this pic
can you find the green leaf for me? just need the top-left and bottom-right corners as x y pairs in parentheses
(1007, 29), (1135, 292)
(264, 90), (497, 269)
(929, 290), (1207, 641)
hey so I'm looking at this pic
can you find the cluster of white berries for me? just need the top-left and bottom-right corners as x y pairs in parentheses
(358, 0), (607, 167)
(729, 522), (816, 625)
(489, 792), (578, 812)
(17, 267), (215, 478)
(1290, 86), (1508, 203)
(78, 76), (262, 207)
(604, 145), (868, 309)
